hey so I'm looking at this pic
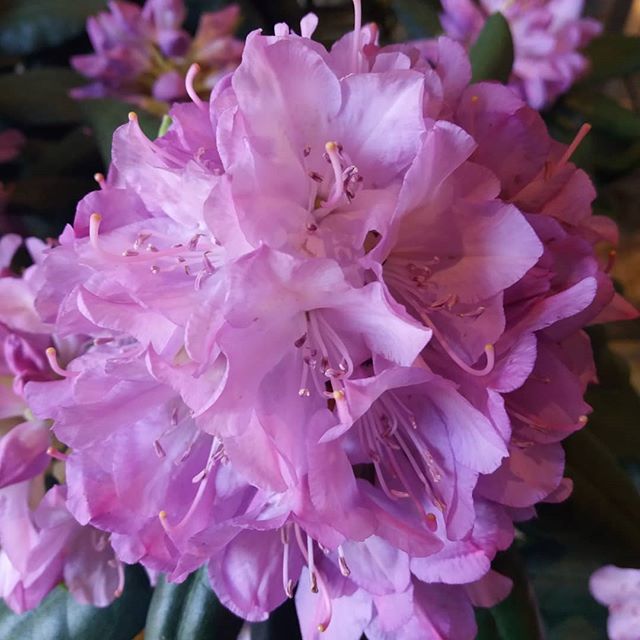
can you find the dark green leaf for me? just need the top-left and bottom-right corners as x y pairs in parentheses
(251, 599), (302, 640)
(0, 0), (106, 56)
(79, 100), (161, 167)
(28, 128), (99, 177)
(145, 573), (198, 640)
(565, 90), (640, 140)
(490, 550), (544, 640)
(564, 427), (640, 563)
(0, 565), (151, 640)
(585, 35), (640, 82)
(0, 68), (82, 126)
(391, 0), (443, 39)
(145, 568), (244, 640)
(475, 608), (502, 640)
(470, 13), (514, 84)
(11, 176), (94, 216)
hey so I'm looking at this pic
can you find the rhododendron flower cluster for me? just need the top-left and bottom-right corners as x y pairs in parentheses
(0, 236), (121, 613)
(0, 2), (635, 638)
(590, 566), (640, 640)
(71, 0), (243, 112)
(439, 0), (602, 109)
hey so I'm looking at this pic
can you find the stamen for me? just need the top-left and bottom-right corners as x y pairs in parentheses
(337, 546), (350, 576)
(94, 173), (106, 189)
(45, 347), (77, 378)
(281, 526), (295, 598)
(555, 123), (591, 172)
(321, 141), (346, 211)
(351, 0), (362, 73)
(114, 558), (125, 597)
(422, 313), (495, 377)
(605, 249), (616, 274)
(307, 535), (317, 592)
(89, 213), (102, 251)
(185, 64), (206, 111)
(46, 446), (68, 462)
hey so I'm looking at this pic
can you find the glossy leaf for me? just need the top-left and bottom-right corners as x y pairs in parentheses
(565, 428), (640, 564)
(585, 35), (640, 82)
(144, 568), (244, 640)
(470, 13), (514, 83)
(0, 69), (82, 126)
(565, 90), (640, 140)
(391, 0), (443, 39)
(251, 599), (302, 640)
(490, 550), (544, 640)
(0, 565), (151, 640)
(0, 0), (106, 56)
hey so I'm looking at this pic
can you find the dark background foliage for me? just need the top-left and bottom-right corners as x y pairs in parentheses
(1, 1), (640, 638)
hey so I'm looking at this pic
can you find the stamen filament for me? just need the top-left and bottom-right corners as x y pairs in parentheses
(556, 123), (591, 172)
(185, 63), (206, 111)
(45, 347), (77, 378)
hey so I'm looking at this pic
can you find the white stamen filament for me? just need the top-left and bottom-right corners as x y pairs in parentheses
(45, 347), (77, 378)
(185, 63), (206, 111)
(351, 0), (362, 73)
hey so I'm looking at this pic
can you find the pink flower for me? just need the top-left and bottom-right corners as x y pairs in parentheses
(71, 0), (243, 112)
(439, 0), (602, 109)
(0, 238), (122, 613)
(21, 2), (635, 635)
(590, 566), (640, 640)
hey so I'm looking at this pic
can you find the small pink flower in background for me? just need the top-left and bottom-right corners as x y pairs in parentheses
(71, 0), (243, 113)
(439, 0), (602, 109)
(591, 566), (640, 640)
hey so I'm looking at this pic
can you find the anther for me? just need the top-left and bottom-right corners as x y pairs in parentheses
(94, 173), (106, 189)
(128, 112), (137, 122)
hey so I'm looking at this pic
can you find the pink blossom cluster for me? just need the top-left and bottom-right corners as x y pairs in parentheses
(71, 0), (243, 112)
(0, 235), (122, 613)
(439, 0), (602, 109)
(591, 566), (640, 640)
(0, 5), (635, 638)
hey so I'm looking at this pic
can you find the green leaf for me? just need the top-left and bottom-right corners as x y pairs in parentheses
(145, 568), (244, 640)
(490, 549), (545, 640)
(0, 0), (106, 56)
(564, 427), (640, 564)
(251, 599), (302, 640)
(391, 0), (443, 39)
(475, 608), (502, 640)
(585, 35), (640, 82)
(0, 68), (82, 126)
(565, 90), (640, 140)
(0, 565), (151, 640)
(470, 13), (514, 84)
(79, 100), (161, 167)
(157, 115), (173, 139)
